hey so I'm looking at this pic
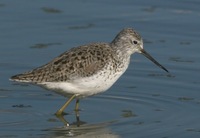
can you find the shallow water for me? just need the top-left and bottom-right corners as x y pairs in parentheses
(1, 0), (200, 137)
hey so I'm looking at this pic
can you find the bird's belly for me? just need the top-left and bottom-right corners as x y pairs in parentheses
(40, 70), (125, 97)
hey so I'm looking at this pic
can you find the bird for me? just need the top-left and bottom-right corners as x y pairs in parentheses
(10, 28), (168, 116)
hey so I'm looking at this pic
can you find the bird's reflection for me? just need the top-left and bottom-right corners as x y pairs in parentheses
(55, 110), (86, 127)
(44, 111), (120, 138)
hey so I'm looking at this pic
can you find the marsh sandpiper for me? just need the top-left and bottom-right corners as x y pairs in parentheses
(10, 28), (168, 115)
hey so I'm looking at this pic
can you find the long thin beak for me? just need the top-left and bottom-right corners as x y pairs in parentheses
(140, 49), (169, 72)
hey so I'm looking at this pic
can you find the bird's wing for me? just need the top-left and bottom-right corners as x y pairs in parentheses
(10, 43), (114, 83)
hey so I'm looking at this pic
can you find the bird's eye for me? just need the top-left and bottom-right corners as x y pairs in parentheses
(133, 40), (138, 44)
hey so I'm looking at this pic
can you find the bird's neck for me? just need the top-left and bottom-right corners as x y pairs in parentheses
(109, 45), (131, 67)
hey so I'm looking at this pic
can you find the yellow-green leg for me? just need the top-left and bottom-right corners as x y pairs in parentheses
(75, 99), (79, 111)
(75, 99), (80, 123)
(55, 94), (76, 116)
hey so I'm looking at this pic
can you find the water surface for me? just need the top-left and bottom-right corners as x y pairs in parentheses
(0, 0), (200, 137)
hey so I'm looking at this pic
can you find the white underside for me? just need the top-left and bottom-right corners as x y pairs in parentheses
(39, 67), (128, 97)
(11, 58), (130, 98)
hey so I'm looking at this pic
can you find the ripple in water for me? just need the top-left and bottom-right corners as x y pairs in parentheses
(32, 91), (200, 138)
(80, 92), (200, 137)
(2, 77), (199, 137)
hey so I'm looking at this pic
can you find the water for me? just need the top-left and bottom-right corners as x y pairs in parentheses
(1, 0), (200, 137)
